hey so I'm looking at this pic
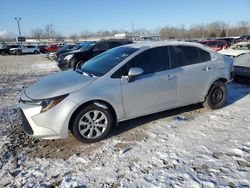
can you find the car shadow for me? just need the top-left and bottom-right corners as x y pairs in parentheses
(109, 103), (203, 138)
(226, 82), (250, 106)
(110, 83), (250, 138)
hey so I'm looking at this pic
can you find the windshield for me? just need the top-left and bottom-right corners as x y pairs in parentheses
(79, 47), (138, 76)
(79, 41), (96, 51)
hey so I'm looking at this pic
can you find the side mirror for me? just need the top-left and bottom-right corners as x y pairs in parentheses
(127, 67), (144, 82)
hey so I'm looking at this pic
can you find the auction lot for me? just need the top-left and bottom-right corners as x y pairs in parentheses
(0, 55), (250, 187)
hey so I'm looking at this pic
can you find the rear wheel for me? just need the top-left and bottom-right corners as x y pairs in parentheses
(203, 81), (227, 110)
(33, 50), (39, 54)
(71, 103), (113, 143)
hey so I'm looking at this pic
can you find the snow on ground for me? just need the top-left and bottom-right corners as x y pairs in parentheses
(0, 55), (250, 187)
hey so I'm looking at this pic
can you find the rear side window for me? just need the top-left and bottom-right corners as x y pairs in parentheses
(197, 48), (211, 62)
(174, 46), (200, 66)
(128, 46), (170, 75)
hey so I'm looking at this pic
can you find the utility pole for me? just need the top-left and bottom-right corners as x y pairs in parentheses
(14, 17), (22, 46)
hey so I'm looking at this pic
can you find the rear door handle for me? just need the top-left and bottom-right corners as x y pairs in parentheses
(202, 67), (211, 72)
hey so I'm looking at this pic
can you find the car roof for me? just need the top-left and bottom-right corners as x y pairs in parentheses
(123, 40), (208, 49)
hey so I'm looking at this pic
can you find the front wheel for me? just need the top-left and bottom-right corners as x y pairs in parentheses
(33, 50), (39, 54)
(16, 50), (22, 55)
(203, 81), (227, 110)
(70, 103), (113, 143)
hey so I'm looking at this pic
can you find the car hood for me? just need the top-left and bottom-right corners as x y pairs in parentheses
(218, 49), (250, 57)
(25, 70), (96, 100)
(234, 53), (250, 67)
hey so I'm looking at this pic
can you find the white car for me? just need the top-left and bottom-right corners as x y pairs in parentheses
(11, 45), (40, 55)
(218, 42), (250, 57)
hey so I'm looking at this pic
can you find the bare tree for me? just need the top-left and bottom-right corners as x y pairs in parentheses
(31, 28), (43, 40)
(69, 34), (78, 42)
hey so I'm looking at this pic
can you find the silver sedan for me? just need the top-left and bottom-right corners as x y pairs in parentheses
(19, 41), (233, 143)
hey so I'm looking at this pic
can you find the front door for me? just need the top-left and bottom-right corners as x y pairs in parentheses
(120, 46), (178, 119)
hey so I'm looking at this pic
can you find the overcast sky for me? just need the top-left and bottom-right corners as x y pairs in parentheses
(0, 0), (250, 37)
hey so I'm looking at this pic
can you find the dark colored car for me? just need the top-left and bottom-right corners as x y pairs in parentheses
(55, 43), (84, 60)
(201, 40), (228, 51)
(0, 45), (9, 55)
(1, 44), (20, 55)
(57, 39), (133, 70)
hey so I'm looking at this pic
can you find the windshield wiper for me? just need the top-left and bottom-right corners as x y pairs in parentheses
(74, 68), (96, 77)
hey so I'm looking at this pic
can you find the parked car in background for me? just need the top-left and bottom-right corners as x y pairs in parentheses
(233, 53), (250, 80)
(0, 44), (10, 55)
(38, 45), (48, 54)
(235, 35), (250, 43)
(218, 42), (250, 57)
(2, 44), (20, 55)
(10, 45), (40, 55)
(19, 41), (233, 143)
(201, 40), (228, 51)
(44, 45), (60, 53)
(57, 39), (133, 70)
(216, 37), (237, 46)
(47, 44), (83, 60)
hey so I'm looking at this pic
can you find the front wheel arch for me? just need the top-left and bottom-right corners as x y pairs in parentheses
(69, 100), (117, 131)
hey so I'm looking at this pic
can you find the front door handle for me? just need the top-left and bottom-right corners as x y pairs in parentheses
(165, 74), (177, 80)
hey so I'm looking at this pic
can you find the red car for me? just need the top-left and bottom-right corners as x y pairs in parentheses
(44, 45), (60, 53)
(201, 40), (228, 51)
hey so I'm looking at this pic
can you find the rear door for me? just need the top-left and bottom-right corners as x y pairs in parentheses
(169, 45), (213, 106)
(120, 46), (178, 118)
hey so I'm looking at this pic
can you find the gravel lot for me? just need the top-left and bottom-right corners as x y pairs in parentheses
(0, 54), (250, 187)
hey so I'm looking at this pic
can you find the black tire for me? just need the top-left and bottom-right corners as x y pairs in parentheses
(75, 60), (85, 68)
(203, 81), (227, 110)
(33, 50), (39, 54)
(1, 51), (6, 55)
(70, 103), (113, 143)
(16, 50), (22, 55)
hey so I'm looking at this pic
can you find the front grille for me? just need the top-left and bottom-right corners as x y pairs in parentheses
(20, 110), (34, 135)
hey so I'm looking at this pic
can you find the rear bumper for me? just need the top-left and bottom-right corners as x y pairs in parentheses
(234, 66), (250, 78)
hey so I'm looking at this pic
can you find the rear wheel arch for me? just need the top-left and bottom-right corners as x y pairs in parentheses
(203, 78), (228, 109)
(68, 100), (117, 131)
(205, 77), (228, 97)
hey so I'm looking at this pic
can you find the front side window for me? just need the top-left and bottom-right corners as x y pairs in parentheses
(80, 47), (138, 76)
(128, 47), (170, 75)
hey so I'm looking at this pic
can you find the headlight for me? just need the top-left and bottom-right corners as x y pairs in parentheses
(64, 54), (74, 61)
(40, 94), (68, 113)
